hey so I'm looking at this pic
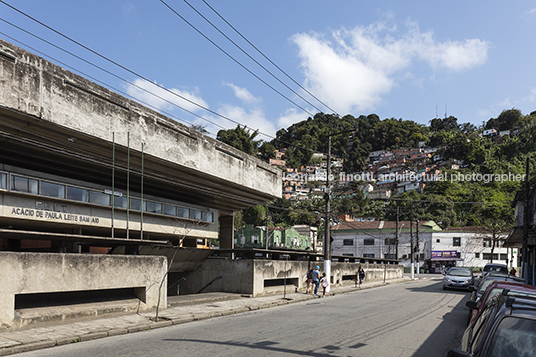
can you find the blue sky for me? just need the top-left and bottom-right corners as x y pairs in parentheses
(1, 1), (536, 142)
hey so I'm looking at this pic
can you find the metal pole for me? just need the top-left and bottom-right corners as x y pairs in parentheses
(410, 210), (414, 280)
(140, 142), (144, 240)
(126, 132), (130, 240)
(416, 220), (420, 274)
(111, 132), (115, 239)
(324, 135), (331, 292)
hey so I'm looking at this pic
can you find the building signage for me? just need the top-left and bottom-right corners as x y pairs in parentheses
(431, 251), (458, 258)
(7, 201), (100, 224)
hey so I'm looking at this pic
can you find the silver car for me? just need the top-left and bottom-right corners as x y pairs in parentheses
(442, 267), (474, 290)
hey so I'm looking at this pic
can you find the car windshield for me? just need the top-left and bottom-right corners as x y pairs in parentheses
(479, 278), (525, 294)
(447, 268), (472, 277)
(489, 317), (536, 357)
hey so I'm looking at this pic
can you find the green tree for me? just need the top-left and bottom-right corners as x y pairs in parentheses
(217, 125), (260, 156)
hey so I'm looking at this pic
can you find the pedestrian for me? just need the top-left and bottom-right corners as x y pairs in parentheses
(312, 265), (320, 296)
(510, 267), (517, 276)
(320, 272), (329, 297)
(358, 266), (365, 285)
(306, 269), (313, 294)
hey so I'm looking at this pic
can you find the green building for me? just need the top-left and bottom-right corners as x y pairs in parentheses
(234, 225), (311, 250)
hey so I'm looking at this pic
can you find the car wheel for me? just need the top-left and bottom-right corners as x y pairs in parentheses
(443, 286), (447, 290)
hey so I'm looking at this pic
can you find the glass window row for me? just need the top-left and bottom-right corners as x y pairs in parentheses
(1, 172), (213, 223)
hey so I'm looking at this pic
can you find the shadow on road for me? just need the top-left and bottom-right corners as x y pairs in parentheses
(162, 337), (336, 357)
(407, 278), (471, 357)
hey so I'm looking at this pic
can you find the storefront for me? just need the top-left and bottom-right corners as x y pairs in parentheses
(428, 250), (463, 273)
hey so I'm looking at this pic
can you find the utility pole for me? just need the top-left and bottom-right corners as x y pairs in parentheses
(416, 220), (420, 275)
(522, 157), (530, 282)
(395, 205), (399, 259)
(410, 209), (415, 280)
(324, 134), (332, 293)
(323, 127), (356, 293)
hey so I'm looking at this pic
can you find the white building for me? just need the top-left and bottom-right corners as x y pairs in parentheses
(331, 222), (517, 273)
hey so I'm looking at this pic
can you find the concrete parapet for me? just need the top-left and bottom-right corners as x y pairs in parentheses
(0, 252), (167, 329)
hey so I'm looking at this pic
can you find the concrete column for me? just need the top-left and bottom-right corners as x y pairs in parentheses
(219, 214), (234, 259)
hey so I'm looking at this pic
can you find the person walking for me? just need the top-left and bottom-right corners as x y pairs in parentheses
(358, 266), (365, 285)
(312, 265), (320, 296)
(305, 269), (313, 294)
(320, 272), (329, 297)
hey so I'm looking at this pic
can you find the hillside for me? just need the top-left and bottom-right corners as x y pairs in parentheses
(217, 109), (536, 230)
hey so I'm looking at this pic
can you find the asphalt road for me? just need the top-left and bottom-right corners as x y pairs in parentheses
(20, 275), (470, 357)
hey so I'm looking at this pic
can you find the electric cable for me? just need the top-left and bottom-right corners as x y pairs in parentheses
(201, 0), (339, 116)
(183, 0), (326, 115)
(0, 25), (223, 135)
(159, 0), (315, 117)
(0, 10), (315, 152)
(0, 0), (310, 147)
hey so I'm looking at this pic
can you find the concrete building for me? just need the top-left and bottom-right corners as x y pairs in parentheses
(0, 39), (280, 328)
(331, 221), (514, 273)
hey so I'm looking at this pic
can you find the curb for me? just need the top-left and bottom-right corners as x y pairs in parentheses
(0, 277), (413, 356)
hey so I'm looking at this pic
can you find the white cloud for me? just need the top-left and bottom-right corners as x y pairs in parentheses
(277, 108), (307, 129)
(291, 20), (491, 116)
(125, 78), (208, 113)
(199, 105), (277, 140)
(223, 82), (261, 104)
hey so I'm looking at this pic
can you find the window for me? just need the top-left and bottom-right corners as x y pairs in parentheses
(483, 253), (499, 260)
(453, 237), (461, 246)
(190, 209), (202, 220)
(90, 191), (110, 206)
(113, 196), (128, 209)
(343, 239), (354, 246)
(66, 186), (89, 202)
(385, 254), (396, 259)
(363, 253), (375, 258)
(252, 235), (258, 244)
(342, 253), (354, 257)
(130, 198), (141, 211)
(364, 239), (375, 246)
(500, 254), (508, 260)
(144, 201), (162, 214)
(202, 212), (213, 223)
(483, 239), (491, 248)
(475, 252), (480, 259)
(163, 204), (176, 216)
(385, 238), (396, 245)
(436, 239), (440, 243)
(11, 175), (38, 194)
(177, 207), (189, 218)
(0, 173), (6, 190)
(40, 181), (65, 199)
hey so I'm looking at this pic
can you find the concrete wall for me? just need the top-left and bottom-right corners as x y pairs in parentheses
(0, 252), (167, 329)
(0, 39), (281, 199)
(179, 259), (403, 297)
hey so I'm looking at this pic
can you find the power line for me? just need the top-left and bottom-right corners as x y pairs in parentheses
(0, 31), (221, 138)
(0, 23), (226, 133)
(201, 0), (339, 116)
(0, 2), (315, 152)
(159, 0), (315, 117)
(183, 0), (330, 115)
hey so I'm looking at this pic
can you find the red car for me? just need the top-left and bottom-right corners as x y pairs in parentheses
(466, 280), (536, 325)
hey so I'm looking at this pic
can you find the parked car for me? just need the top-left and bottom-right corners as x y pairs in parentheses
(466, 280), (536, 325)
(448, 288), (536, 356)
(481, 263), (508, 277)
(442, 267), (475, 290)
(469, 273), (525, 303)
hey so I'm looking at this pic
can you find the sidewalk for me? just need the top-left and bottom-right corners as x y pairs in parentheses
(0, 277), (412, 356)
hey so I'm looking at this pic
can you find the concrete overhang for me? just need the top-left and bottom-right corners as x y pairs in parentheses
(0, 39), (281, 213)
(0, 228), (168, 246)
